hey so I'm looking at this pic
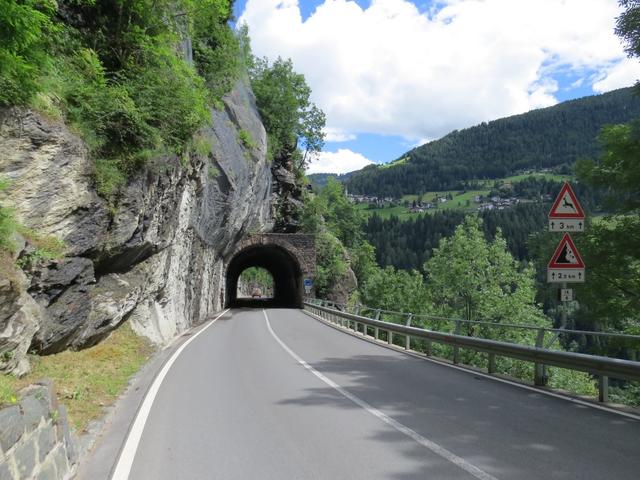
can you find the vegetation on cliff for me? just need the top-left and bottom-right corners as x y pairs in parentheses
(1, 0), (240, 198)
(241, 27), (326, 230)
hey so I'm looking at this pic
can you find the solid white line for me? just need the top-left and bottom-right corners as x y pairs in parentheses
(303, 309), (640, 422)
(263, 310), (499, 480)
(111, 309), (231, 480)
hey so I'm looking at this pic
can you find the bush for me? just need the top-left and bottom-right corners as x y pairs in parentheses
(193, 19), (242, 103)
(0, 0), (56, 106)
(127, 41), (211, 154)
(238, 129), (256, 149)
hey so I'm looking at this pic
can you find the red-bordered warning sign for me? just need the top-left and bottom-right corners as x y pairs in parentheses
(548, 233), (585, 269)
(549, 182), (585, 219)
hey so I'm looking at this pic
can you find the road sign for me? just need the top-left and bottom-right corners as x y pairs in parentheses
(304, 278), (313, 294)
(548, 182), (585, 232)
(559, 288), (574, 302)
(547, 233), (585, 283)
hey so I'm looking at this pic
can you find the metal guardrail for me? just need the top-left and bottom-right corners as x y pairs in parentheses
(308, 299), (640, 342)
(303, 301), (640, 403)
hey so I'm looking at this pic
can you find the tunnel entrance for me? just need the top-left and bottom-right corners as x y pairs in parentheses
(226, 244), (303, 308)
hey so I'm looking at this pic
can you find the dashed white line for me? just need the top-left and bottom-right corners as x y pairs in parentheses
(263, 309), (499, 480)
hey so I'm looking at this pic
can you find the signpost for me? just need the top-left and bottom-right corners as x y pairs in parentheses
(546, 182), (587, 340)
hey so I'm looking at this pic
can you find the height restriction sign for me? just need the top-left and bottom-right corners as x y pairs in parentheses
(548, 182), (585, 232)
(547, 233), (585, 283)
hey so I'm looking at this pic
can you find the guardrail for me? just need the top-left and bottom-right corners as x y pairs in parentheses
(303, 301), (640, 403)
(306, 299), (640, 362)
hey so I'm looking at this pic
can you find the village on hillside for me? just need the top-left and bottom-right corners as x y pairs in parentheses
(348, 192), (522, 212)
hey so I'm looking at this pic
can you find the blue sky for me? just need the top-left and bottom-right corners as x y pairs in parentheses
(234, 0), (639, 173)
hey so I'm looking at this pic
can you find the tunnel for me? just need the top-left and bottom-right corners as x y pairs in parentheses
(225, 244), (303, 308)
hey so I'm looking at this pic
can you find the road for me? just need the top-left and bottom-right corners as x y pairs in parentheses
(117, 308), (639, 480)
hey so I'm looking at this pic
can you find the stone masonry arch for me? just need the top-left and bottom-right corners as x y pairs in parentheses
(224, 234), (315, 308)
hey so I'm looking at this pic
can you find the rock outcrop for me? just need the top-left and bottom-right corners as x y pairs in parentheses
(0, 79), (274, 371)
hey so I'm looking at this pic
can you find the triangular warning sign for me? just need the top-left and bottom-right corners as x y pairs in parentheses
(549, 182), (585, 218)
(548, 233), (585, 269)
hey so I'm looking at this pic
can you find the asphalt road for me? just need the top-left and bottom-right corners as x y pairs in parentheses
(120, 308), (639, 480)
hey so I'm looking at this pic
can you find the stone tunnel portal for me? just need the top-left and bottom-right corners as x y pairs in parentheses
(226, 244), (303, 308)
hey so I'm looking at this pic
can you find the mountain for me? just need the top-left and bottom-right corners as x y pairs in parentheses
(346, 87), (640, 197)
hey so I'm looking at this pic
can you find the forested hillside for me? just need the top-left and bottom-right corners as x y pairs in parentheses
(346, 88), (640, 196)
(364, 202), (548, 271)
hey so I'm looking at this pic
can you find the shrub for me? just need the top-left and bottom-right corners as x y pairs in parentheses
(238, 129), (256, 149)
(0, 0), (56, 106)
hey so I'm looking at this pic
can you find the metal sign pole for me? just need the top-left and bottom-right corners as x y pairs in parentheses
(560, 281), (568, 329)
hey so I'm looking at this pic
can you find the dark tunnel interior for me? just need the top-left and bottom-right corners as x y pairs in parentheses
(226, 245), (303, 308)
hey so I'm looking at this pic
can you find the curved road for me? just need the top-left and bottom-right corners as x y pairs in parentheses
(115, 308), (639, 479)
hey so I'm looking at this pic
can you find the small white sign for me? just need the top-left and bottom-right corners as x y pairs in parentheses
(548, 269), (585, 283)
(559, 288), (574, 302)
(548, 219), (584, 232)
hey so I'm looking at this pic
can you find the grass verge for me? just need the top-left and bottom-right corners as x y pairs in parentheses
(0, 323), (155, 432)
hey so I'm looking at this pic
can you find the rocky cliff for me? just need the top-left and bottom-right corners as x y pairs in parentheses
(0, 80), (273, 374)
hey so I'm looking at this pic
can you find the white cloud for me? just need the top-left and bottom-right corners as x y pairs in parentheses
(324, 127), (357, 142)
(306, 148), (375, 174)
(240, 0), (634, 141)
(593, 57), (640, 92)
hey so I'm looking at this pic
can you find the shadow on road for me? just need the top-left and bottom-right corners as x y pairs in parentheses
(274, 347), (640, 480)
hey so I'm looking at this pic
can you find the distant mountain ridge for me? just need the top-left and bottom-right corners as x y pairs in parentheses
(345, 87), (640, 197)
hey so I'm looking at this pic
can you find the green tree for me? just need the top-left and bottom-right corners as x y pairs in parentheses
(300, 177), (363, 247)
(424, 216), (548, 328)
(576, 121), (640, 212)
(249, 56), (325, 168)
(314, 231), (348, 299)
(574, 123), (640, 333)
(616, 1), (640, 66)
(359, 266), (428, 315)
(572, 0), (640, 334)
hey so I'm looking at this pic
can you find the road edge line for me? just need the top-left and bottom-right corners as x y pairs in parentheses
(110, 308), (230, 480)
(263, 309), (499, 480)
(301, 309), (640, 422)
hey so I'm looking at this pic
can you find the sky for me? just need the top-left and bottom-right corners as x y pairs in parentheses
(233, 0), (640, 174)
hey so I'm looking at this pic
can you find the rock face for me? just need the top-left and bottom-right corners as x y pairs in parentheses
(0, 79), (274, 369)
(271, 159), (305, 233)
(326, 266), (358, 306)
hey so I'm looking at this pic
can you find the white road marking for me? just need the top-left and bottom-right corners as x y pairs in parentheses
(111, 309), (230, 480)
(304, 309), (640, 422)
(263, 310), (499, 480)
